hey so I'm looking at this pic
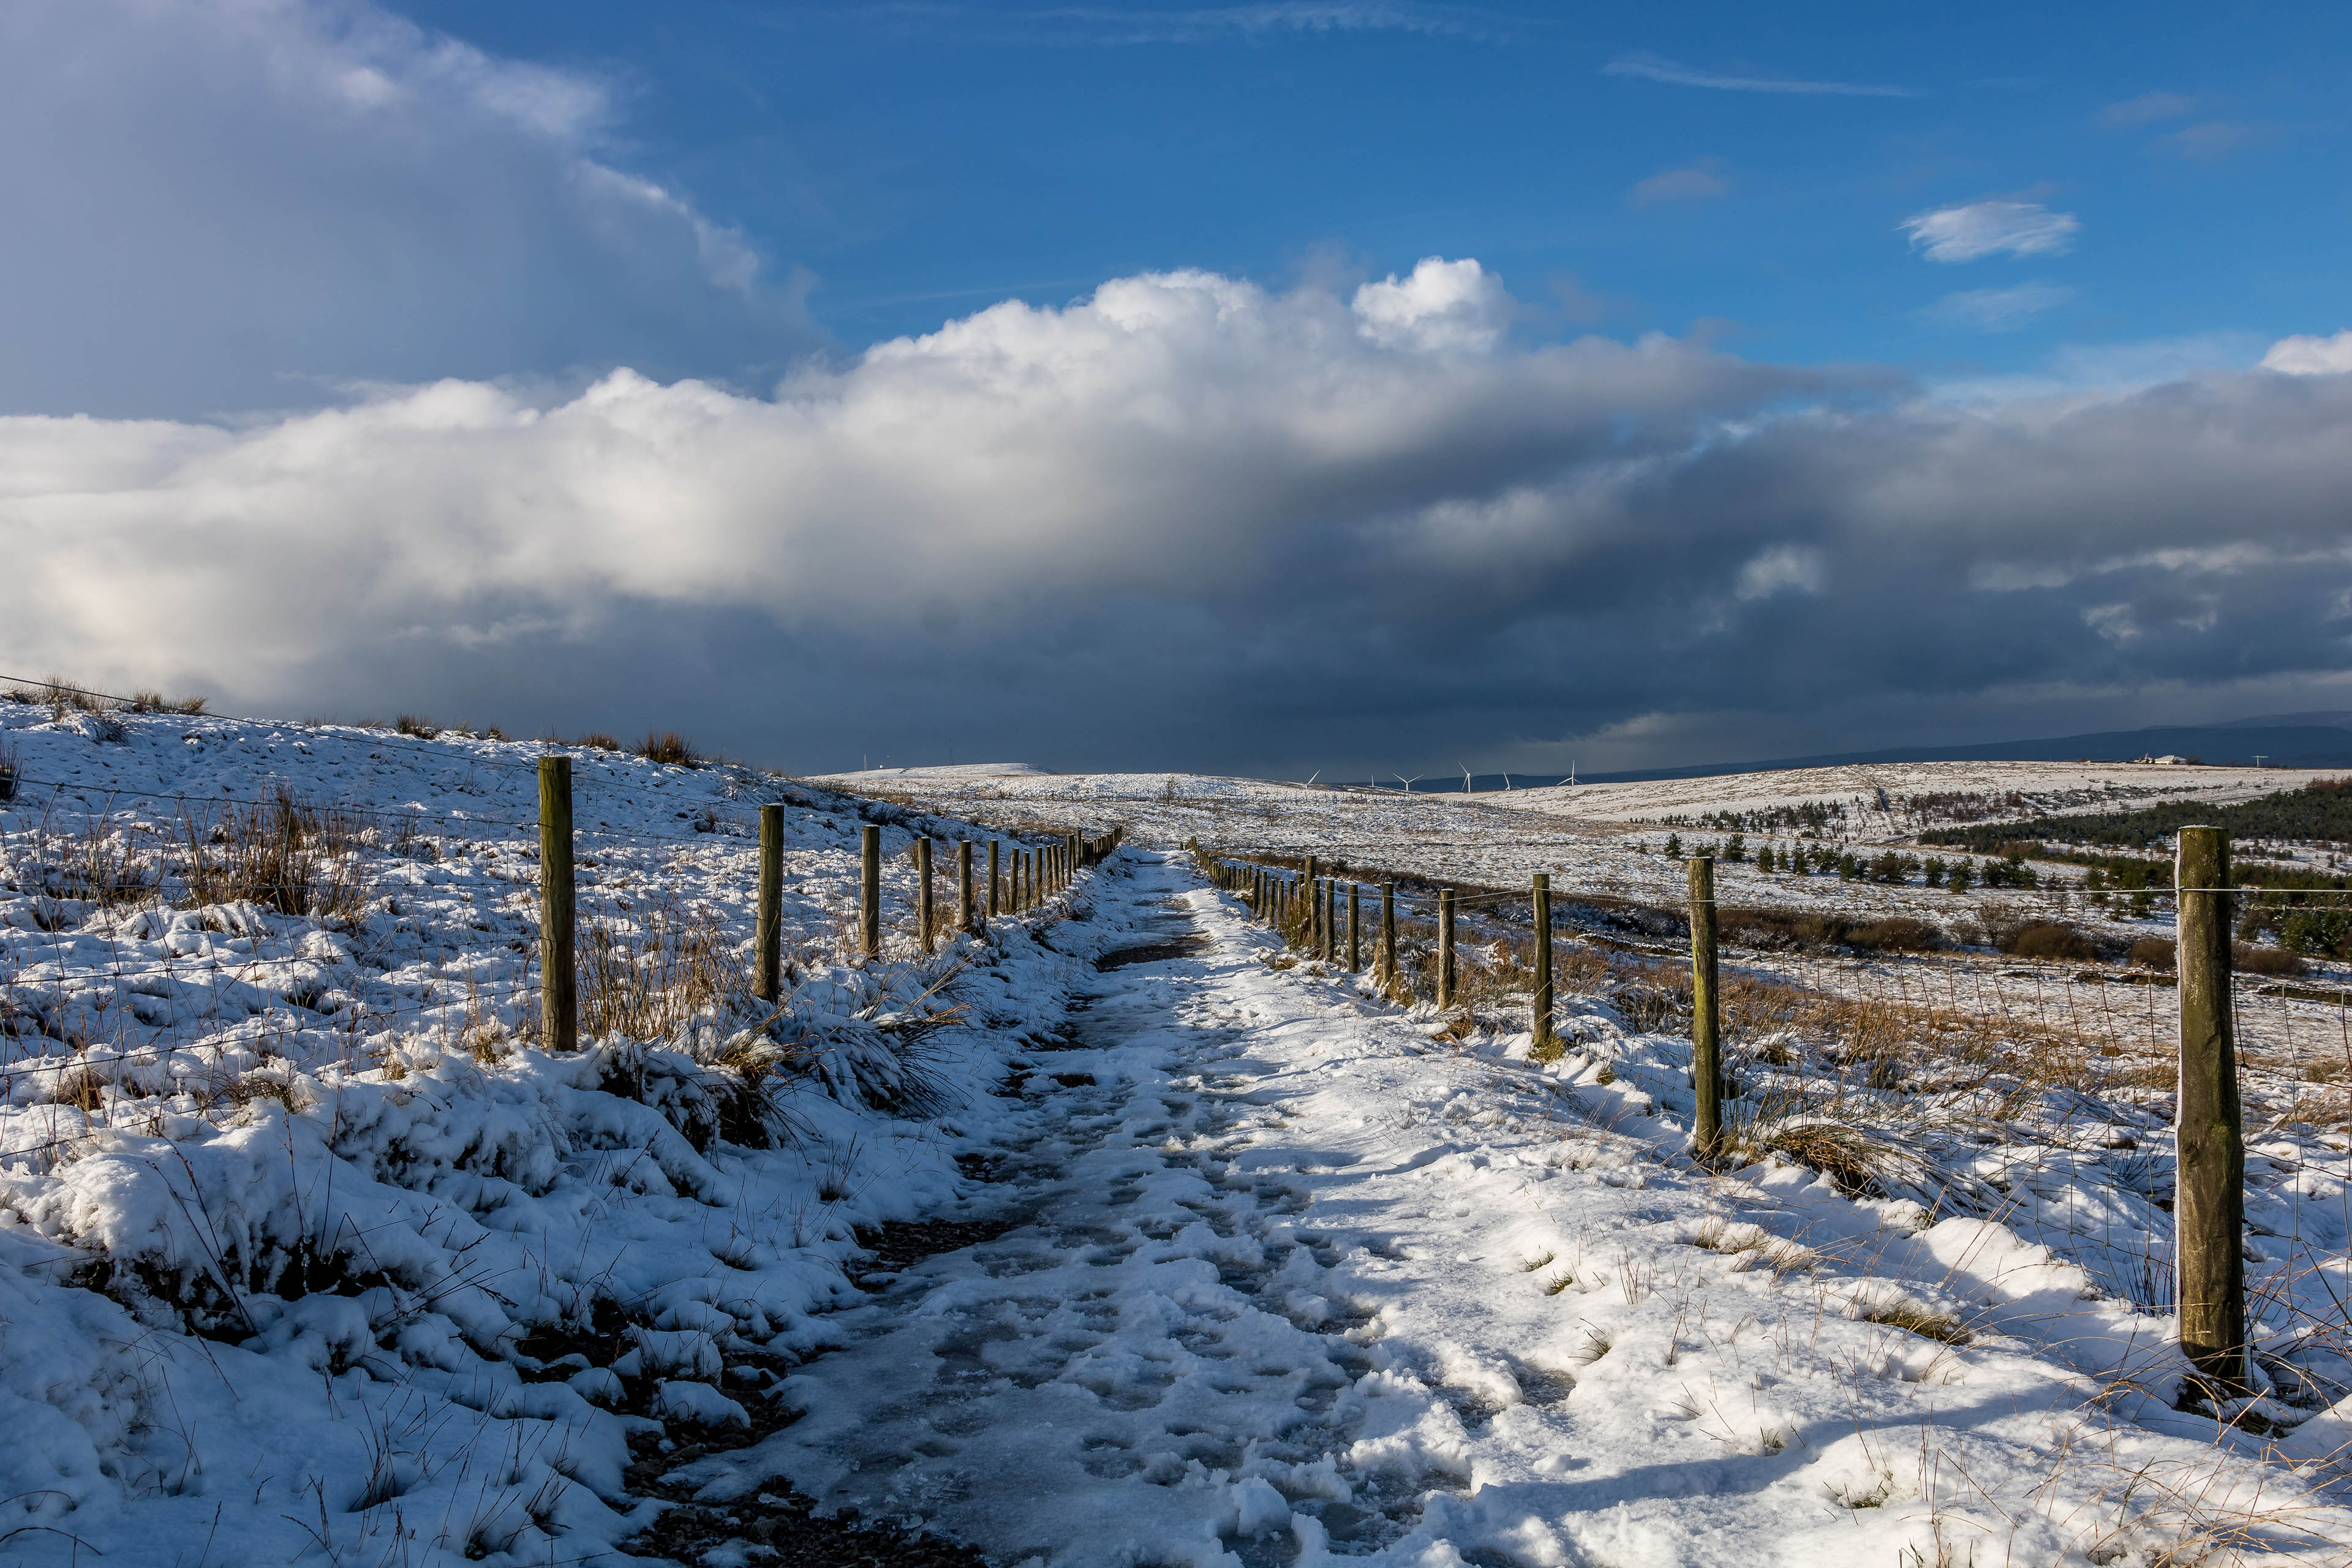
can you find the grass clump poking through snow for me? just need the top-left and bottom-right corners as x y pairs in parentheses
(636, 730), (700, 767)
(175, 785), (369, 922)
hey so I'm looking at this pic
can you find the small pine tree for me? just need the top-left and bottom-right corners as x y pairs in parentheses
(1664, 832), (1683, 859)
(1756, 844), (1776, 873)
(1947, 860), (1974, 894)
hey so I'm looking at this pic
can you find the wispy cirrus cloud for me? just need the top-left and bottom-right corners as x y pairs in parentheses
(1021, 2), (1507, 43)
(1602, 51), (1913, 98)
(1902, 200), (2079, 263)
(1629, 158), (1730, 208)
(2099, 90), (2194, 127)
(1921, 281), (2072, 332)
(2164, 121), (2267, 163)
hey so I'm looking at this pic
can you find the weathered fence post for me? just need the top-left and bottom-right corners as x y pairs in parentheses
(958, 839), (975, 933)
(1381, 883), (1397, 984)
(918, 836), (935, 952)
(2177, 825), (2246, 1391)
(1532, 871), (1554, 1057)
(538, 756), (576, 1051)
(1347, 883), (1362, 973)
(1324, 879), (1336, 963)
(1438, 889), (1456, 1008)
(859, 824), (881, 959)
(755, 802), (783, 1002)
(1690, 856), (1721, 1161)
(989, 840), (1002, 918)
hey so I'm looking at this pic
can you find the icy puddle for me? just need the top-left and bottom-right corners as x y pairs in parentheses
(673, 854), (2352, 1567)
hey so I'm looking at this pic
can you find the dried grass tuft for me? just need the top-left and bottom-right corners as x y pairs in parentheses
(176, 786), (368, 922)
(636, 731), (699, 767)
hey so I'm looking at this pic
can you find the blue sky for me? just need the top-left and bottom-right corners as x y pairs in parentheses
(4, 0), (2352, 777)
(397, 0), (2345, 379)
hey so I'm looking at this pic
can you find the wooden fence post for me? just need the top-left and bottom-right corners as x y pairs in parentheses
(1532, 872), (1554, 1057)
(989, 840), (1001, 917)
(2176, 825), (2246, 1390)
(959, 839), (975, 933)
(918, 837), (935, 952)
(538, 756), (576, 1051)
(860, 824), (881, 959)
(755, 802), (783, 1002)
(1381, 883), (1396, 985)
(1690, 856), (1721, 1161)
(1348, 883), (1361, 974)
(1438, 889), (1456, 1008)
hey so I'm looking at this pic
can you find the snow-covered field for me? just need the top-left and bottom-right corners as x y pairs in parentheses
(7, 708), (2352, 1566)
(0, 699), (1087, 1564)
(1494, 759), (2337, 828)
(702, 861), (2352, 1565)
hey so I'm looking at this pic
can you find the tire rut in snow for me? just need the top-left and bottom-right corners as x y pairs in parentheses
(676, 885), (1448, 1563)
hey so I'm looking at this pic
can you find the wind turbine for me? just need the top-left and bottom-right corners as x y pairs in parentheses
(1459, 763), (1474, 794)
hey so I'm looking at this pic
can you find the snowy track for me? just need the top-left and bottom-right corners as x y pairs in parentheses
(676, 853), (2352, 1567)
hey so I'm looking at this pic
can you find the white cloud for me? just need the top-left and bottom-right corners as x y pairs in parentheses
(2263, 331), (2352, 375)
(1734, 546), (1825, 600)
(2165, 121), (2265, 163)
(1033, 2), (1496, 42)
(0, 0), (812, 418)
(1350, 257), (1513, 353)
(2098, 91), (2194, 127)
(6, 260), (2352, 773)
(1629, 160), (1731, 208)
(1602, 52), (1912, 97)
(1922, 282), (2072, 331)
(1901, 201), (2080, 263)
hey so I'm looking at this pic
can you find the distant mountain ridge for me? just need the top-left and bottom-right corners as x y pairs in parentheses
(1415, 715), (2352, 793)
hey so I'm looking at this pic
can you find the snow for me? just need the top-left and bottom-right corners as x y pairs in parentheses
(0, 699), (1088, 1564)
(669, 858), (2352, 1563)
(1493, 759), (2339, 825)
(6, 700), (2352, 1564)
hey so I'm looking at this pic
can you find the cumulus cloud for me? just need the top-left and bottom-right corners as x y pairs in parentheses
(1902, 201), (2080, 263)
(0, 0), (814, 418)
(2264, 331), (2352, 375)
(9, 261), (2352, 774)
(1602, 52), (1912, 97)
(1922, 282), (2073, 331)
(1629, 160), (1731, 208)
(1350, 258), (1514, 353)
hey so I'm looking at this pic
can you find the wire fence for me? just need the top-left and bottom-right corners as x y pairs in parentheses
(1194, 843), (2352, 1136)
(0, 756), (1125, 1169)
